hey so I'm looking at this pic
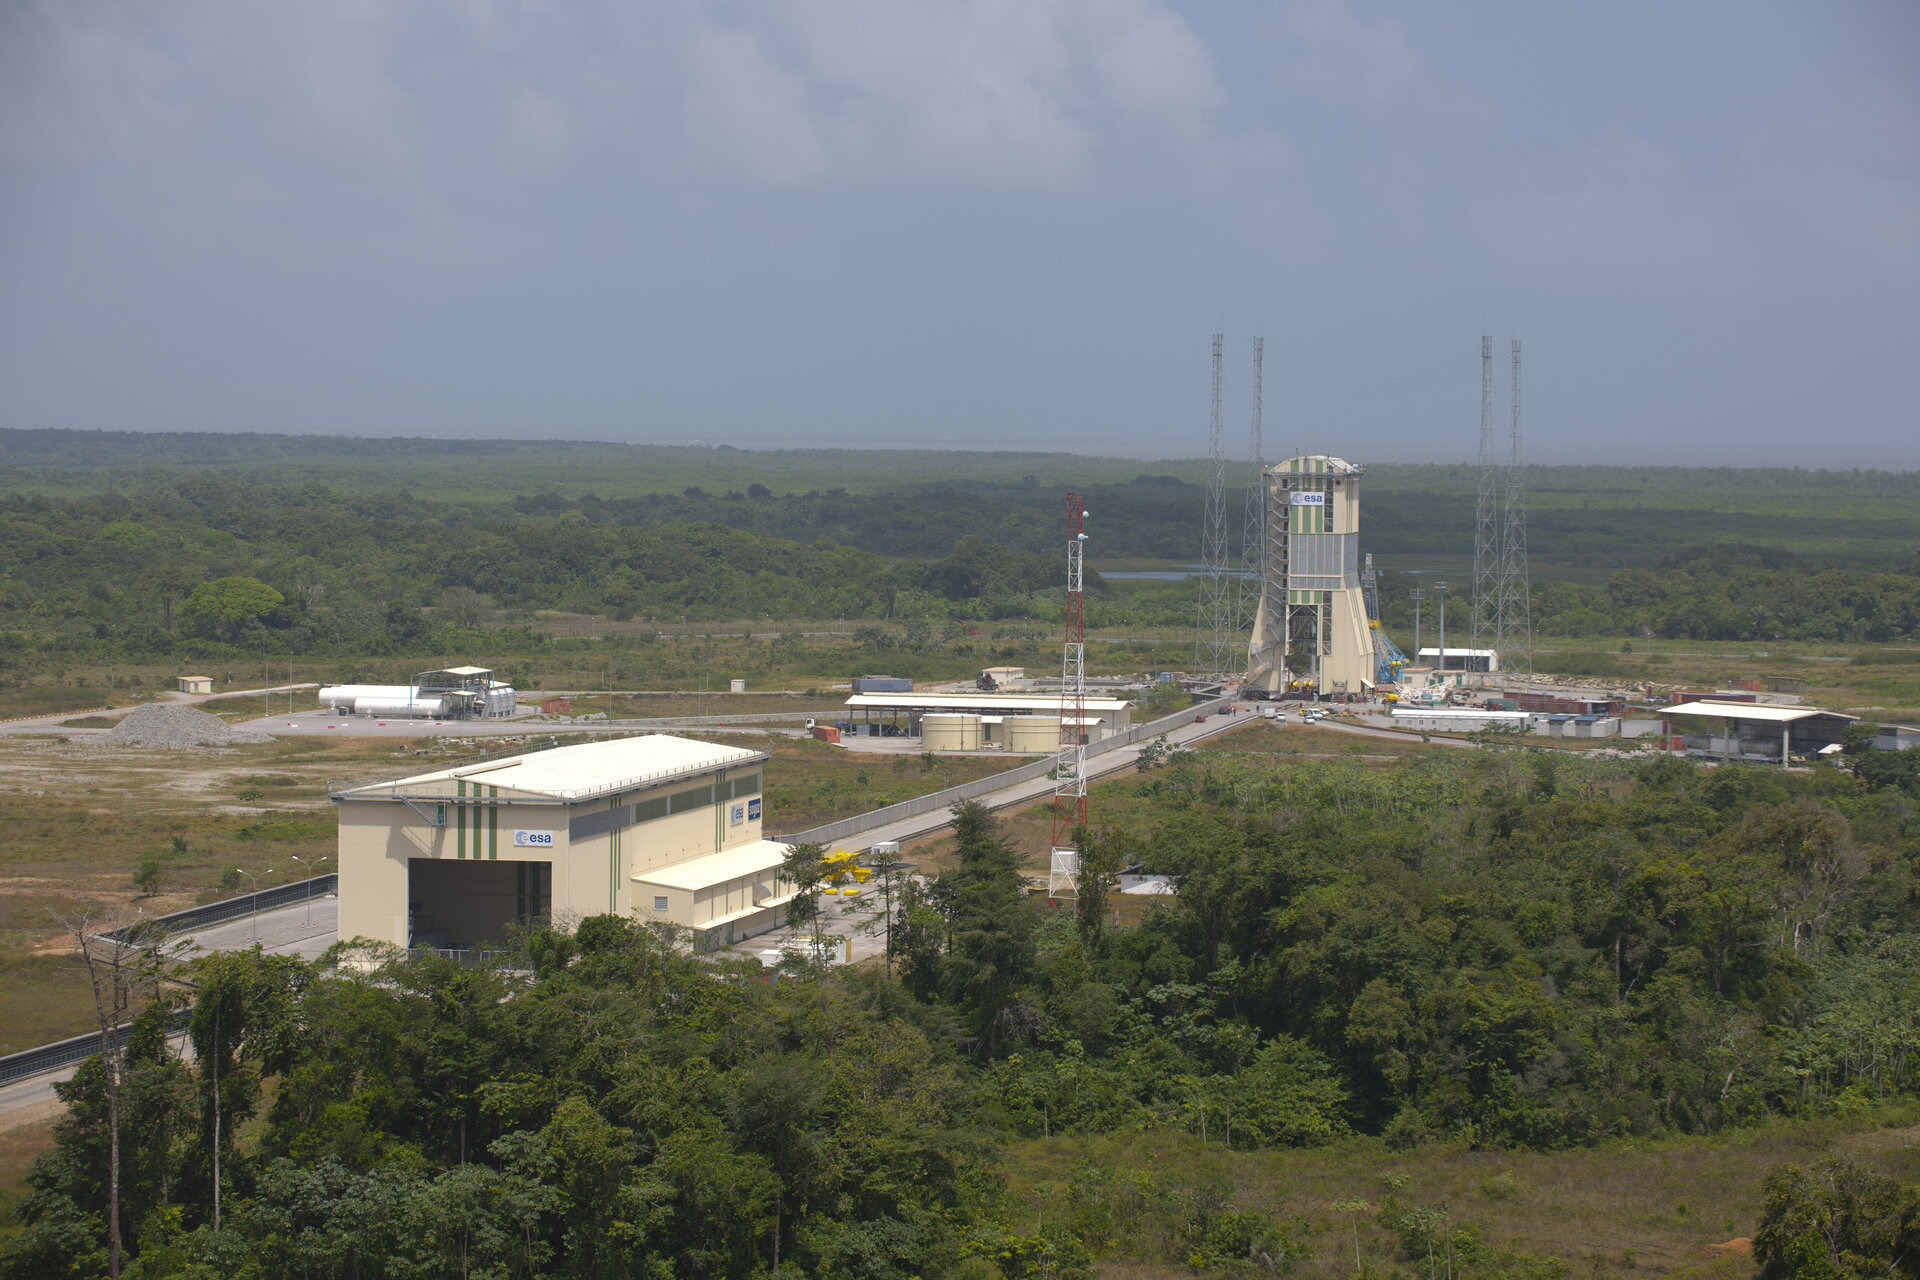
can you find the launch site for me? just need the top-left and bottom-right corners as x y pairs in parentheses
(1, 4), (1916, 1280)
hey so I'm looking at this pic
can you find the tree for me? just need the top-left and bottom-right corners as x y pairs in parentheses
(1071, 824), (1131, 955)
(932, 800), (1038, 1054)
(132, 860), (163, 898)
(781, 842), (828, 959)
(179, 576), (284, 641)
(859, 843), (909, 978)
(50, 911), (184, 1278)
(1755, 1157), (1920, 1280)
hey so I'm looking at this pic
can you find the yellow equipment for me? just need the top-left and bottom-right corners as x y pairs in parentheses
(817, 848), (874, 895)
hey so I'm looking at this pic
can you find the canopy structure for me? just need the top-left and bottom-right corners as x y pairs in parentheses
(1664, 700), (1856, 765)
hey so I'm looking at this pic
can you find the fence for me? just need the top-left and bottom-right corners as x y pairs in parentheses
(0, 1010), (196, 1087)
(0, 877), (338, 1086)
(775, 695), (1232, 848)
(102, 874), (337, 941)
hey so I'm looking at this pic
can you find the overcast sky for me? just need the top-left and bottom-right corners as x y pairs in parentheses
(2, 1), (1915, 466)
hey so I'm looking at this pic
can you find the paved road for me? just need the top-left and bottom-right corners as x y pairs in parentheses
(0, 894), (338, 1114)
(780, 706), (1258, 853)
(0, 684), (318, 736)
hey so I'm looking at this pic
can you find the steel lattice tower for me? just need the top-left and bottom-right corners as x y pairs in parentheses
(1049, 494), (1088, 901)
(1194, 334), (1233, 680)
(1237, 337), (1266, 647)
(1471, 336), (1498, 667)
(1497, 339), (1533, 686)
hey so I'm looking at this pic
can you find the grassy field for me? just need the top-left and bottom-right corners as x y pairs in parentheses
(0, 721), (1041, 1052)
(1003, 1104), (1920, 1280)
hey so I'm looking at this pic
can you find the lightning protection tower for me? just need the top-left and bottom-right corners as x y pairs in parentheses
(1471, 336), (1498, 667)
(1245, 454), (1376, 697)
(1497, 340), (1533, 685)
(1237, 337), (1266, 642)
(1194, 334), (1233, 681)
(1049, 494), (1088, 902)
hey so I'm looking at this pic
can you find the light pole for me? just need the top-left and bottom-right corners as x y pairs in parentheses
(236, 867), (274, 945)
(289, 855), (329, 926)
(1434, 582), (1449, 685)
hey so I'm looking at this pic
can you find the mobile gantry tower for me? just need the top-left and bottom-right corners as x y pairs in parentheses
(1245, 454), (1376, 698)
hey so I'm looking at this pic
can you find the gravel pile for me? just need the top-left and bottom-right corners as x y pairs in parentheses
(97, 703), (272, 748)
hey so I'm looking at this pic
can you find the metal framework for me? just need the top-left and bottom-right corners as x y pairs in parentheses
(1194, 334), (1233, 680)
(1497, 339), (1533, 685)
(1361, 553), (1409, 685)
(1238, 337), (1265, 642)
(1471, 336), (1497, 662)
(1049, 494), (1088, 900)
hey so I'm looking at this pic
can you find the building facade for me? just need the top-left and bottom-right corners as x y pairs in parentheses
(331, 735), (793, 953)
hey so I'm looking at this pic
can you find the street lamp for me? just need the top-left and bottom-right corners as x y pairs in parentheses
(289, 855), (330, 926)
(236, 867), (274, 946)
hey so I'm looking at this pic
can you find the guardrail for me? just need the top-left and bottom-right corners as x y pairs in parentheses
(0, 1011), (195, 1087)
(0, 877), (338, 1087)
(775, 696), (1232, 848)
(102, 874), (337, 942)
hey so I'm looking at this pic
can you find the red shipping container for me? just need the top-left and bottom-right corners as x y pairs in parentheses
(540, 697), (571, 714)
(812, 725), (841, 744)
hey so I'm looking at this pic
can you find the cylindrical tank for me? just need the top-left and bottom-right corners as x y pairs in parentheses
(1003, 714), (1061, 753)
(920, 713), (982, 751)
(355, 697), (446, 718)
(317, 684), (417, 711)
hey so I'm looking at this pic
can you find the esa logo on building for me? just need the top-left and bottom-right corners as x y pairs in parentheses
(512, 830), (555, 847)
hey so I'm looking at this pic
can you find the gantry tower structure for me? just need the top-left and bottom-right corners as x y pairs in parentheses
(1245, 454), (1375, 697)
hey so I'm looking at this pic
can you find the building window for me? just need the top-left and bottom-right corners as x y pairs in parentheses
(653, 896), (668, 912)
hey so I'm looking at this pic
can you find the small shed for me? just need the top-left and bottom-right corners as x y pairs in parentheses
(176, 675), (213, 695)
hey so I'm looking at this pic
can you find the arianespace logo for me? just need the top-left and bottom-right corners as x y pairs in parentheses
(513, 830), (555, 847)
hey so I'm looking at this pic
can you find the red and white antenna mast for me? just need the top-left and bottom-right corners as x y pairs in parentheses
(1050, 494), (1088, 903)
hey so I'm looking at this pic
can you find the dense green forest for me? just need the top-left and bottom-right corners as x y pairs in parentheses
(3, 471), (1919, 673)
(8, 738), (1919, 1278)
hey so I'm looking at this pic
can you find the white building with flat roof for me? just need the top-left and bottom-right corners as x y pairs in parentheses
(841, 692), (1133, 741)
(331, 735), (791, 953)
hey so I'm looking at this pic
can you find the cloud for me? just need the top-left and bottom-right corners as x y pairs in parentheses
(1, 0), (1229, 195)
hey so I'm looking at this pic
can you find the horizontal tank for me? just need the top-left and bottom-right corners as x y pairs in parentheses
(317, 684), (418, 708)
(353, 697), (447, 718)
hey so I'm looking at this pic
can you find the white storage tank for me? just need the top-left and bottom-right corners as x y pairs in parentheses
(1003, 715), (1061, 753)
(355, 697), (447, 719)
(921, 713), (983, 751)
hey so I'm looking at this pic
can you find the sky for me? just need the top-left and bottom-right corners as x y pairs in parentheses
(2, 0), (1916, 467)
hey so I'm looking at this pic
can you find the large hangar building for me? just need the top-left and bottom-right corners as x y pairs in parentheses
(331, 736), (791, 952)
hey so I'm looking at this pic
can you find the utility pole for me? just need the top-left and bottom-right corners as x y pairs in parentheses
(1410, 588), (1425, 667)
